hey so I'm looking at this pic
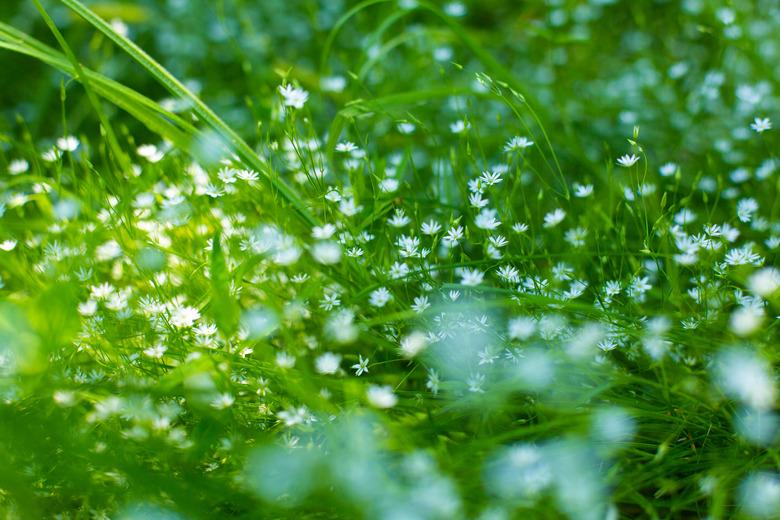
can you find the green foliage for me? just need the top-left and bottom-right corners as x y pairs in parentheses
(0, 0), (779, 519)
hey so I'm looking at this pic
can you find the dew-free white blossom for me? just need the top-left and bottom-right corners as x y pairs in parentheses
(279, 84), (309, 109)
(400, 331), (428, 358)
(543, 208), (566, 228)
(315, 352), (342, 375)
(750, 117), (772, 133)
(311, 241), (342, 264)
(56, 135), (79, 152)
(367, 385), (397, 408)
(616, 154), (640, 167)
(351, 355), (369, 376)
(716, 349), (776, 409)
(475, 208), (501, 230)
(369, 287), (392, 307)
(748, 267), (780, 297)
(504, 136), (534, 152)
(169, 305), (201, 328)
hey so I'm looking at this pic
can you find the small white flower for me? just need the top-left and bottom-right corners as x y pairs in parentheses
(508, 317), (536, 340)
(397, 122), (416, 134)
(475, 208), (501, 230)
(137, 144), (164, 162)
(279, 84), (309, 109)
(56, 135), (80, 152)
(275, 351), (296, 369)
(352, 355), (369, 376)
(573, 183), (593, 198)
(616, 154), (640, 167)
(421, 220), (442, 235)
(504, 136), (534, 152)
(78, 300), (98, 316)
(412, 295), (430, 313)
(211, 393), (235, 409)
(369, 287), (392, 307)
(143, 344), (167, 359)
(450, 119), (470, 134)
(459, 268), (484, 286)
(399, 331), (428, 358)
(366, 385), (397, 408)
(543, 208), (566, 228)
(311, 224), (336, 239)
(0, 240), (17, 251)
(748, 268), (780, 297)
(750, 117), (772, 133)
(8, 159), (29, 175)
(659, 162), (678, 177)
(320, 75), (346, 92)
(315, 352), (342, 375)
(311, 241), (341, 264)
(336, 141), (358, 153)
(169, 305), (200, 328)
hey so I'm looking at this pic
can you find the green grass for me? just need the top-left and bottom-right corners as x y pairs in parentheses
(0, 0), (778, 518)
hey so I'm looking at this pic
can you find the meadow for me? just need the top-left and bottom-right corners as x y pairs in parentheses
(0, 0), (779, 518)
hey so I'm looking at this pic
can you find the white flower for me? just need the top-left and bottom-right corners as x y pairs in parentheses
(508, 317), (536, 340)
(543, 208), (566, 228)
(399, 331), (428, 358)
(737, 198), (758, 222)
(504, 136), (534, 152)
(748, 268), (780, 297)
(367, 385), (397, 408)
(480, 169), (503, 186)
(8, 159), (29, 175)
(716, 349), (776, 409)
(351, 355), (369, 376)
(41, 147), (61, 162)
(0, 240), (17, 251)
(279, 84), (309, 109)
(616, 154), (640, 167)
(311, 224), (336, 239)
(170, 305), (200, 328)
(335, 141), (357, 153)
(475, 208), (501, 230)
(143, 344), (167, 359)
(659, 162), (678, 177)
(379, 178), (399, 193)
(512, 222), (529, 233)
(369, 287), (392, 307)
(450, 119), (470, 134)
(320, 75), (346, 92)
(211, 393), (235, 409)
(573, 183), (593, 198)
(78, 300), (98, 316)
(56, 135), (79, 152)
(217, 167), (237, 184)
(315, 352), (342, 375)
(459, 268), (484, 286)
(730, 306), (764, 337)
(95, 240), (122, 262)
(137, 144), (164, 162)
(442, 225), (464, 247)
(421, 220), (442, 235)
(275, 351), (296, 369)
(397, 122), (416, 134)
(388, 208), (411, 227)
(311, 241), (341, 264)
(750, 117), (772, 133)
(411, 295), (430, 313)
(277, 406), (309, 426)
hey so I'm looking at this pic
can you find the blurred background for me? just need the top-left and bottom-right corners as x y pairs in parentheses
(2, 0), (779, 168)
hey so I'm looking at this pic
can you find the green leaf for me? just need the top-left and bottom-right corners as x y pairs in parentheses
(210, 234), (240, 338)
(58, 0), (318, 227)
